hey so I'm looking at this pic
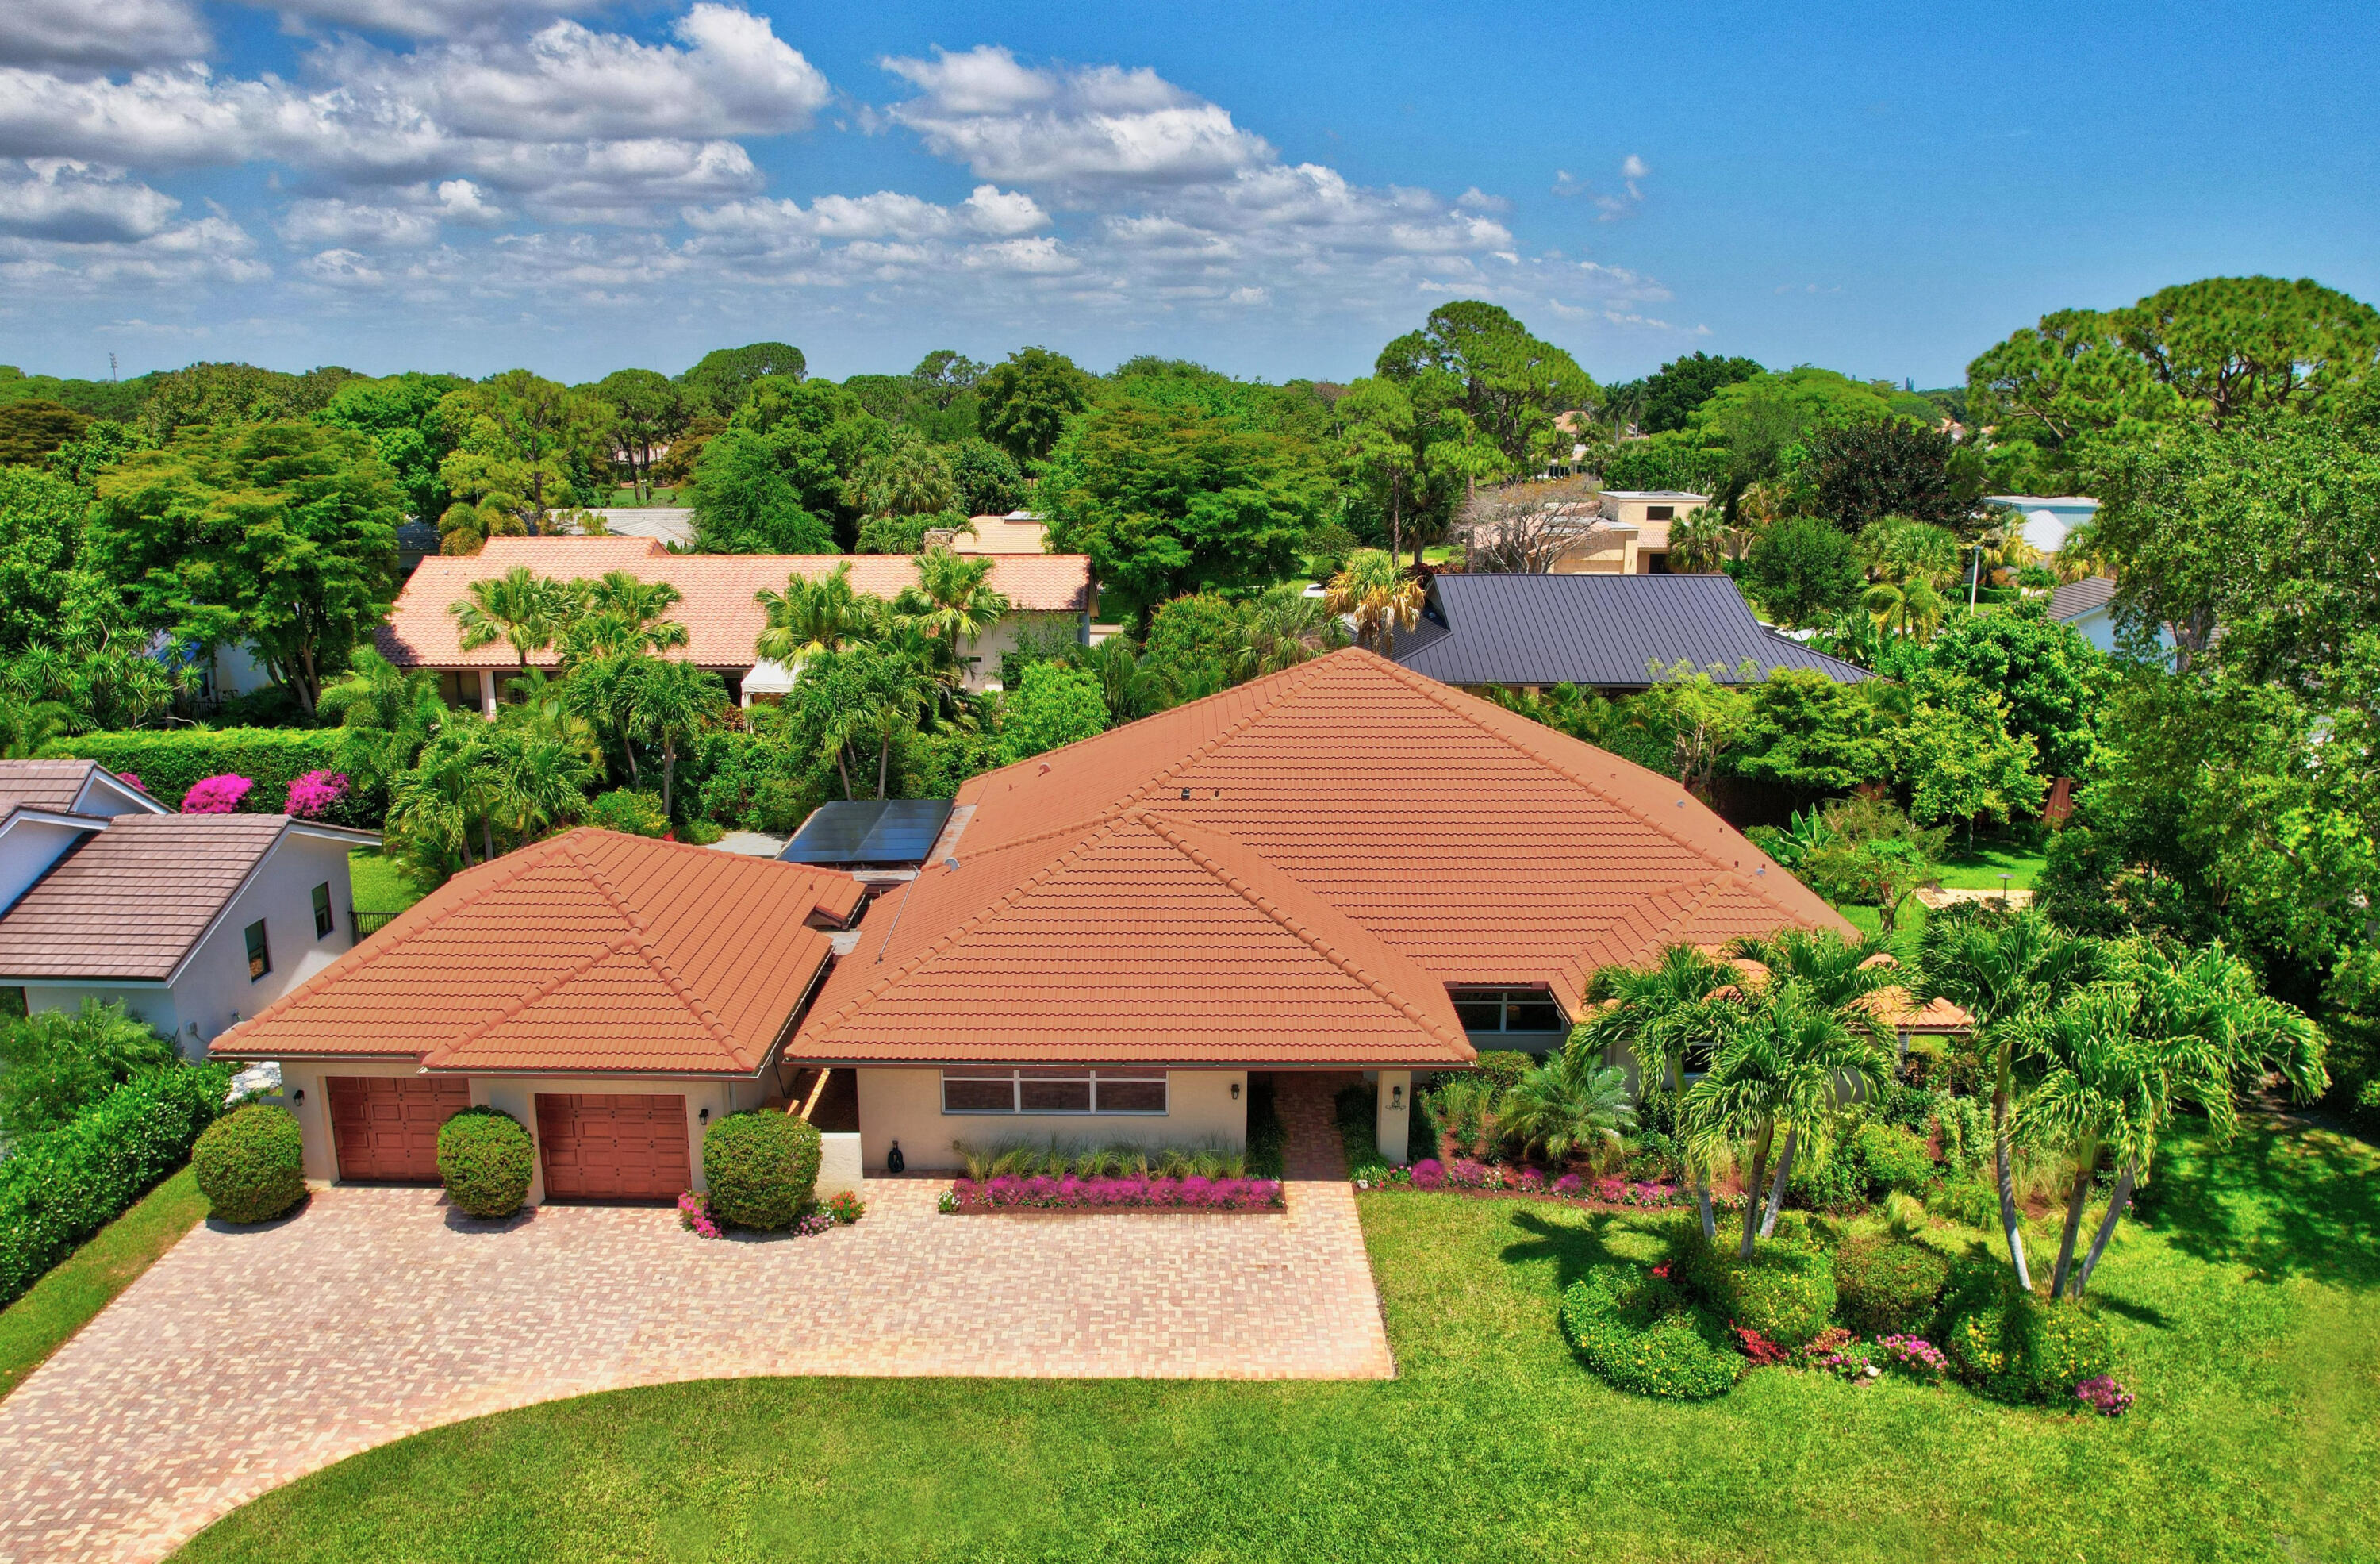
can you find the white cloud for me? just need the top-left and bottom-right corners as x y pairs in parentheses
(1550, 156), (1649, 219)
(262, 0), (608, 40)
(883, 46), (1272, 190)
(0, 213), (266, 296)
(0, 160), (181, 242)
(276, 197), (440, 248)
(0, 0), (206, 73)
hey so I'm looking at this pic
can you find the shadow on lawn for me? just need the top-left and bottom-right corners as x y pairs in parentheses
(2132, 1121), (2380, 1290)
(1495, 1208), (1631, 1293)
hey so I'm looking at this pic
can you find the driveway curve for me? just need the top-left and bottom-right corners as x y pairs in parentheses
(0, 1178), (1390, 1564)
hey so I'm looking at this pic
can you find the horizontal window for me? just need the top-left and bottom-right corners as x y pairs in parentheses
(1448, 986), (1569, 1036)
(941, 1069), (1169, 1116)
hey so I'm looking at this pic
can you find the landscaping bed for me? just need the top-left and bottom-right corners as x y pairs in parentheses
(939, 1174), (1284, 1212)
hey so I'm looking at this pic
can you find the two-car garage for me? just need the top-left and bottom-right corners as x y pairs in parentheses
(323, 1077), (690, 1201)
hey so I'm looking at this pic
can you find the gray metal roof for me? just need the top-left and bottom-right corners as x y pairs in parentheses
(1391, 572), (1873, 690)
(2047, 575), (2116, 621)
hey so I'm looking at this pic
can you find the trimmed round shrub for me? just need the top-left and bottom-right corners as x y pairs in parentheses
(1940, 1271), (2115, 1401)
(1674, 1231), (1839, 1347)
(703, 1111), (822, 1230)
(436, 1105), (533, 1218)
(191, 1103), (305, 1224)
(1833, 1231), (1952, 1335)
(1560, 1263), (1742, 1401)
(1849, 1123), (1935, 1195)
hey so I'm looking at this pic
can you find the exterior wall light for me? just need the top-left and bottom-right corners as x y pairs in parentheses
(1230, 1081), (1242, 1101)
(1390, 1085), (1404, 1110)
(698, 1106), (710, 1125)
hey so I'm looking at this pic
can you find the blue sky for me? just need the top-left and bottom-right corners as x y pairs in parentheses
(3, 0), (2374, 388)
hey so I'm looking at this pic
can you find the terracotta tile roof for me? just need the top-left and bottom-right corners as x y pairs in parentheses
(211, 829), (864, 1076)
(377, 536), (1091, 671)
(0, 814), (300, 981)
(793, 648), (1852, 1066)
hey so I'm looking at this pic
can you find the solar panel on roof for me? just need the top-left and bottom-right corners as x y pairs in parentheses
(781, 799), (953, 866)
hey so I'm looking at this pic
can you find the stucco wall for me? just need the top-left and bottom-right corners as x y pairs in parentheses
(962, 610), (1084, 691)
(854, 1066), (1247, 1172)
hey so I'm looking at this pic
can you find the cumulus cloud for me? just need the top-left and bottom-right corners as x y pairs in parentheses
(1553, 155), (1649, 219)
(0, 160), (181, 242)
(1, 213), (266, 297)
(262, 0), (611, 40)
(276, 197), (441, 248)
(0, 0), (207, 73)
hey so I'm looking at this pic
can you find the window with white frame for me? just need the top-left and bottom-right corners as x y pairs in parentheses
(940, 1067), (1169, 1115)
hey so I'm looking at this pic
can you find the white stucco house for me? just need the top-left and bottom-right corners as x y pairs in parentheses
(0, 760), (379, 1058)
(1987, 494), (2100, 556)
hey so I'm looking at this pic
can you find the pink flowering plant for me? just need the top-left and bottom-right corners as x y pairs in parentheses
(943, 1174), (1285, 1212)
(1877, 1334), (1950, 1381)
(181, 774), (254, 813)
(677, 1191), (722, 1239)
(117, 773), (145, 793)
(2075, 1376), (2134, 1417)
(283, 770), (351, 820)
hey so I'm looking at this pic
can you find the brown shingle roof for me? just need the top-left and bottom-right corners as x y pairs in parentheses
(0, 813), (297, 981)
(212, 829), (865, 1076)
(0, 759), (113, 817)
(792, 648), (1854, 1066)
(377, 536), (1091, 671)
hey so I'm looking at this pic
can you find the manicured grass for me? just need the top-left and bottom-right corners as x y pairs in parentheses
(0, 1167), (208, 1401)
(347, 849), (425, 916)
(177, 1122), (2378, 1563)
(1933, 842), (2049, 892)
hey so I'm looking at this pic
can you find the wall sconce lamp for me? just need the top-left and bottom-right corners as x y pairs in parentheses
(291, 1088), (305, 1107)
(698, 1107), (710, 1126)
(1229, 1080), (1242, 1101)
(1390, 1085), (1404, 1110)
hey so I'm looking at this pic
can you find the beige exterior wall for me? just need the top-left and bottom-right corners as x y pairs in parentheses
(854, 1066), (1247, 1172)
(960, 609), (1084, 691)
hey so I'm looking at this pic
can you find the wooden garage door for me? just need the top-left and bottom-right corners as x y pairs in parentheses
(535, 1093), (690, 1201)
(327, 1076), (470, 1183)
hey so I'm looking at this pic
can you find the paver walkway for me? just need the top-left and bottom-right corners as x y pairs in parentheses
(0, 1177), (1389, 1564)
(1276, 1070), (1361, 1178)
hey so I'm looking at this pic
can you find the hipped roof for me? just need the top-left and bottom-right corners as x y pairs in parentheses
(792, 648), (1852, 1067)
(212, 829), (863, 1075)
(378, 536), (1090, 671)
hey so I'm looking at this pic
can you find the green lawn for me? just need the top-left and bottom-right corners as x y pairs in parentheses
(1933, 842), (2050, 892)
(177, 1121), (2378, 1563)
(0, 1167), (209, 1401)
(347, 849), (426, 916)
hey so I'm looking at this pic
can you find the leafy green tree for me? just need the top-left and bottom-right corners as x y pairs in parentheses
(1687, 367), (1920, 494)
(1042, 393), (1320, 618)
(846, 426), (958, 523)
(45, 420), (153, 494)
(1743, 514), (1864, 628)
(0, 467), (124, 652)
(998, 660), (1107, 764)
(1606, 352), (1764, 435)
(1919, 609), (2105, 778)
(979, 347), (1094, 464)
(0, 364), (148, 423)
(1807, 419), (1973, 531)
(1, 639), (187, 731)
(595, 369), (689, 502)
(900, 549), (1010, 676)
(950, 439), (1024, 518)
(688, 428), (836, 554)
(0, 998), (176, 1139)
(434, 371), (615, 551)
(785, 641), (940, 799)
(1733, 670), (1896, 793)
(1896, 669), (2044, 833)
(1375, 301), (1596, 479)
(681, 342), (807, 414)
(0, 400), (90, 467)
(727, 377), (889, 527)
(1617, 661), (1757, 797)
(317, 372), (469, 522)
(317, 646), (446, 794)
(89, 421), (402, 714)
(140, 362), (362, 442)
(1795, 797), (1948, 934)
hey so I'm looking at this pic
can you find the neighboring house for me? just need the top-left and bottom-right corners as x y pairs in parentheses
(211, 832), (867, 1203)
(0, 760), (378, 1057)
(378, 536), (1092, 709)
(579, 509), (697, 549)
(1987, 494), (2099, 555)
(209, 649), (1865, 1197)
(1548, 490), (1711, 574)
(1391, 572), (1873, 694)
(940, 511), (1049, 555)
(2048, 574), (2174, 658)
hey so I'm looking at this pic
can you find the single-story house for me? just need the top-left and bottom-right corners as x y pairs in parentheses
(210, 830), (867, 1202)
(0, 760), (378, 1056)
(1987, 494), (2098, 556)
(2048, 574), (2175, 658)
(939, 510), (1049, 555)
(1391, 572), (1873, 695)
(378, 535), (1092, 711)
(209, 648), (1864, 1197)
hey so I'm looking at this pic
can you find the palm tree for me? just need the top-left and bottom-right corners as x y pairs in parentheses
(1666, 505), (1733, 574)
(1067, 636), (1177, 723)
(754, 563), (882, 667)
(477, 725), (598, 847)
(902, 548), (1010, 675)
(559, 653), (644, 786)
(1723, 928), (1901, 1237)
(1919, 905), (2109, 1289)
(1234, 583), (1351, 678)
(452, 567), (575, 667)
(560, 573), (688, 664)
(624, 659), (728, 819)
(1576, 943), (1738, 1236)
(1326, 548), (1423, 655)
(387, 725), (503, 877)
(318, 648), (447, 792)
(1679, 980), (1894, 1257)
(0, 695), (79, 759)
(1499, 1045), (1634, 1169)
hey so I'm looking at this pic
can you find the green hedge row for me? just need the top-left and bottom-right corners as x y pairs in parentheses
(0, 1064), (232, 1309)
(42, 730), (376, 824)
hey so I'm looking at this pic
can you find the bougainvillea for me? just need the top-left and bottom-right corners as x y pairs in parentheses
(944, 1174), (1285, 1212)
(180, 774), (254, 814)
(677, 1191), (723, 1239)
(2076, 1375), (2134, 1416)
(282, 770), (351, 819)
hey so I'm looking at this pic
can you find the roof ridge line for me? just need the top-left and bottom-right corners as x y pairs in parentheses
(1138, 812), (1468, 1051)
(420, 928), (652, 1067)
(793, 815), (1138, 1048)
(1363, 651), (1762, 874)
(555, 836), (752, 1063)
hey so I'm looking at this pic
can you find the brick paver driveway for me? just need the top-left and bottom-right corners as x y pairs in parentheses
(0, 1178), (1390, 1564)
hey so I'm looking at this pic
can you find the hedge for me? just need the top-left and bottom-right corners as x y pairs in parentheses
(0, 1064), (232, 1309)
(1673, 1230), (1839, 1347)
(1833, 1232), (1952, 1335)
(1560, 1262), (1742, 1401)
(42, 729), (377, 824)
